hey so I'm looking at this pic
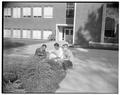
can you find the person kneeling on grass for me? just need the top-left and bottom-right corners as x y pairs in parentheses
(62, 44), (73, 70)
(35, 44), (49, 59)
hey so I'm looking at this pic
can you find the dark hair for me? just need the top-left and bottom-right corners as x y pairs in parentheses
(42, 44), (47, 48)
(54, 43), (59, 47)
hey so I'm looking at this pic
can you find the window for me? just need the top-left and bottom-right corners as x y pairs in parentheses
(22, 30), (31, 38)
(66, 3), (74, 18)
(66, 9), (74, 18)
(33, 7), (42, 17)
(23, 8), (31, 17)
(66, 30), (69, 35)
(43, 30), (52, 39)
(4, 29), (11, 37)
(4, 8), (11, 17)
(70, 30), (73, 35)
(13, 8), (21, 18)
(32, 30), (41, 39)
(44, 7), (53, 18)
(13, 29), (21, 38)
(105, 17), (115, 37)
(65, 28), (73, 35)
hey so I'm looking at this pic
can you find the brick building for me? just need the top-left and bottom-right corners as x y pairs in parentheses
(3, 2), (119, 47)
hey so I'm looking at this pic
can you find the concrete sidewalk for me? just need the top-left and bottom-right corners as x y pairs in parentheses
(56, 48), (118, 94)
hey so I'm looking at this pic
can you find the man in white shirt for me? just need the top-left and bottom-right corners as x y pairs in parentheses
(49, 43), (63, 60)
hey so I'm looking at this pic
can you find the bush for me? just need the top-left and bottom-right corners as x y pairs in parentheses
(48, 33), (55, 41)
(3, 56), (66, 93)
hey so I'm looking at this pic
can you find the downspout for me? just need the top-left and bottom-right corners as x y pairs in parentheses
(73, 3), (76, 44)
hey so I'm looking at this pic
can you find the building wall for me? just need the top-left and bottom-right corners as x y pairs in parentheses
(3, 2), (66, 39)
(74, 3), (103, 46)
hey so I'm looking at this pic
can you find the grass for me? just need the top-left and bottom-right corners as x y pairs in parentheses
(3, 38), (49, 50)
(3, 55), (66, 93)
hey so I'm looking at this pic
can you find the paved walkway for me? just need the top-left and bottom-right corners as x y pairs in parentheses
(4, 41), (118, 94)
(56, 48), (118, 94)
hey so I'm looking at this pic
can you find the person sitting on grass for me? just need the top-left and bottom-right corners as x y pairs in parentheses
(49, 43), (63, 62)
(35, 44), (48, 59)
(62, 44), (73, 70)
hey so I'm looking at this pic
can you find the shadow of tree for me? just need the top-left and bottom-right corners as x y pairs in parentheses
(84, 6), (103, 42)
(75, 5), (103, 47)
(3, 38), (25, 49)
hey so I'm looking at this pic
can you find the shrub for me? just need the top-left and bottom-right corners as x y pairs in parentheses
(3, 56), (66, 93)
(48, 33), (55, 41)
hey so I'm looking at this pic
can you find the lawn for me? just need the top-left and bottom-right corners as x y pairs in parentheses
(3, 39), (67, 93)
(3, 39), (118, 93)
(3, 38), (49, 49)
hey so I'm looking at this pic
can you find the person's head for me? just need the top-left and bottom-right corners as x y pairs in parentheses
(62, 44), (69, 50)
(54, 43), (59, 50)
(41, 44), (47, 51)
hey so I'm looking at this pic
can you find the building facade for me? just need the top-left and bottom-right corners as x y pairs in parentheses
(3, 2), (119, 47)
(3, 2), (67, 40)
(74, 3), (119, 46)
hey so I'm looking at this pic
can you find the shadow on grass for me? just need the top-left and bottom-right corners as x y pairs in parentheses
(3, 38), (25, 50)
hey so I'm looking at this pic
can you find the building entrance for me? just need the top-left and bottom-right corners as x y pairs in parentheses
(64, 28), (73, 44)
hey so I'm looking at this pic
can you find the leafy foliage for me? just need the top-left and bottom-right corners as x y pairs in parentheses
(3, 56), (66, 93)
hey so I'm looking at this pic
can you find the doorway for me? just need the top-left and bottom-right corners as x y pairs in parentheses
(64, 28), (73, 44)
(56, 24), (73, 44)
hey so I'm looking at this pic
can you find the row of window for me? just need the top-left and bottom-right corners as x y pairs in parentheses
(4, 29), (52, 39)
(66, 3), (74, 18)
(4, 7), (53, 18)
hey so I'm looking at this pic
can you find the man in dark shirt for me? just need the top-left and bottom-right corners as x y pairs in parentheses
(35, 44), (47, 59)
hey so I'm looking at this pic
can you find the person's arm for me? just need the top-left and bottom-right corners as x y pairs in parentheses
(51, 51), (57, 56)
(58, 48), (64, 59)
(35, 48), (44, 56)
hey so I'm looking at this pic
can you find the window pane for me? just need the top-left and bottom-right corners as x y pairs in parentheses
(22, 30), (31, 38)
(13, 29), (21, 38)
(33, 7), (42, 17)
(70, 30), (73, 35)
(13, 8), (21, 18)
(105, 30), (115, 37)
(32, 30), (41, 39)
(4, 8), (11, 17)
(105, 17), (115, 37)
(23, 8), (31, 17)
(4, 8), (8, 16)
(66, 8), (74, 18)
(67, 3), (74, 8)
(7, 8), (11, 16)
(4, 29), (11, 37)
(44, 7), (53, 18)
(43, 31), (52, 39)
